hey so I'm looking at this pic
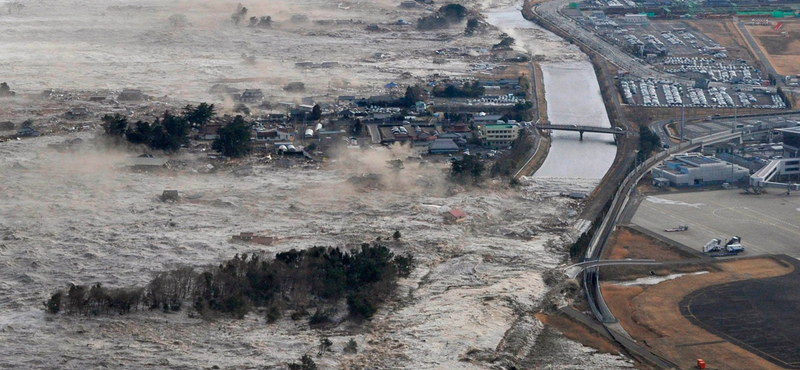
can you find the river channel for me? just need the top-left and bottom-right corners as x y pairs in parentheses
(484, 5), (617, 186)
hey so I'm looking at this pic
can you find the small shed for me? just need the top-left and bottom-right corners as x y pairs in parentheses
(444, 209), (466, 224)
(653, 177), (670, 188)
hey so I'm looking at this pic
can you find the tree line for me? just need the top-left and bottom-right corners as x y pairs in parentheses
(103, 103), (253, 158)
(45, 244), (413, 323)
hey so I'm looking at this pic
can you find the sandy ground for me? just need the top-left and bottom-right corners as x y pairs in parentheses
(0, 132), (633, 369)
(746, 21), (800, 76)
(602, 257), (793, 370)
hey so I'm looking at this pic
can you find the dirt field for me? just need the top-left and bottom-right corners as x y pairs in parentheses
(746, 21), (800, 76)
(535, 312), (621, 354)
(602, 257), (794, 370)
(687, 20), (760, 69)
(603, 226), (697, 261)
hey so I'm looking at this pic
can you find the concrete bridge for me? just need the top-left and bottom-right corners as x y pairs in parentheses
(536, 124), (627, 140)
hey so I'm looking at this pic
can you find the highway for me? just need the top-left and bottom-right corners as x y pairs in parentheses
(648, 109), (800, 148)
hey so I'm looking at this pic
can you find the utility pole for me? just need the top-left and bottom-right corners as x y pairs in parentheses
(680, 103), (685, 143)
(733, 105), (737, 133)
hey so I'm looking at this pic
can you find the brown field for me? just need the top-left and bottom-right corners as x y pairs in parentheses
(687, 20), (760, 68)
(535, 313), (622, 354)
(602, 257), (794, 370)
(746, 21), (800, 76)
(603, 226), (696, 261)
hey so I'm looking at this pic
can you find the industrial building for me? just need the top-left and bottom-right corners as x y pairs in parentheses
(778, 126), (800, 158)
(651, 153), (749, 186)
(479, 122), (521, 148)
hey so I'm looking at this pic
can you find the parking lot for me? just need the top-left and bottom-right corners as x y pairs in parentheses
(619, 79), (783, 109)
(630, 189), (800, 258)
(633, 21), (718, 56)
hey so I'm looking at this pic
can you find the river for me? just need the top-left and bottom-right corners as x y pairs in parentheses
(484, 5), (617, 191)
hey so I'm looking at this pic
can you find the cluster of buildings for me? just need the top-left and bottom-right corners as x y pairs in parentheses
(653, 122), (800, 188)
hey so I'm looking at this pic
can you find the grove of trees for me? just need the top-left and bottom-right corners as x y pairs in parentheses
(103, 103), (218, 153)
(45, 245), (414, 323)
(432, 81), (485, 98)
(637, 127), (661, 162)
(450, 154), (485, 184)
(212, 115), (252, 158)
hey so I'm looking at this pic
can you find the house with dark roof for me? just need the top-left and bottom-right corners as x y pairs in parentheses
(428, 138), (459, 154)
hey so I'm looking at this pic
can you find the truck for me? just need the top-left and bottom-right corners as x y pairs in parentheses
(665, 225), (689, 232)
(702, 236), (744, 256)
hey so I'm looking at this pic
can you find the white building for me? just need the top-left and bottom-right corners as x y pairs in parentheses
(624, 13), (649, 24)
(479, 122), (521, 148)
(750, 158), (800, 188)
(651, 153), (749, 186)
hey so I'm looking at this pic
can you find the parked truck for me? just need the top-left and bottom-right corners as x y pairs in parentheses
(702, 236), (744, 256)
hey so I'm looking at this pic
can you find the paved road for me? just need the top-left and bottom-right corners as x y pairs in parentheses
(584, 130), (746, 324)
(564, 259), (659, 279)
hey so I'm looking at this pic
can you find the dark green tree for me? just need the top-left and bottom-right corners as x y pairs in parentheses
(311, 104), (322, 121)
(403, 85), (424, 107)
(182, 102), (215, 128)
(439, 3), (468, 22)
(102, 114), (128, 137)
(288, 355), (317, 370)
(213, 115), (252, 158)
(125, 121), (152, 145)
(393, 230), (401, 240)
(450, 155), (484, 183)
(352, 119), (363, 136)
(149, 111), (190, 152)
(637, 127), (661, 162)
(44, 291), (63, 314)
